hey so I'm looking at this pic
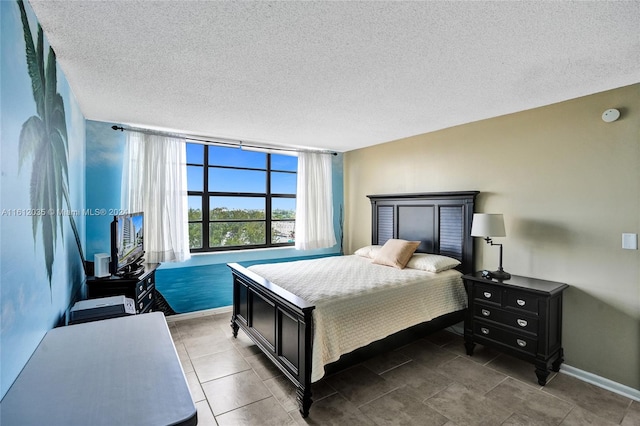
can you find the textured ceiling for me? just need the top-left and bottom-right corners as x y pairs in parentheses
(28, 1), (640, 152)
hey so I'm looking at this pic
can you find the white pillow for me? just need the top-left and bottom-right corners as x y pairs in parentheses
(405, 253), (461, 273)
(354, 245), (382, 259)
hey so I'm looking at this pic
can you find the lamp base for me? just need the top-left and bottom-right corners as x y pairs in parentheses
(489, 269), (511, 280)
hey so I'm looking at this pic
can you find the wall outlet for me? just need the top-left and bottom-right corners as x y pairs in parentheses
(622, 233), (637, 250)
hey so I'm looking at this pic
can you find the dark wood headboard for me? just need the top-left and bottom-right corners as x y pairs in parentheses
(367, 191), (479, 274)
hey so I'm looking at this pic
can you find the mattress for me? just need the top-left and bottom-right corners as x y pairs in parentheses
(248, 255), (467, 382)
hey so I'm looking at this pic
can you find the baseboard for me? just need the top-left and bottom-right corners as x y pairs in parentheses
(560, 364), (640, 402)
(165, 305), (232, 323)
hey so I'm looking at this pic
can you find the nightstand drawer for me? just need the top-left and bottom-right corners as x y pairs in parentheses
(474, 284), (501, 305)
(505, 291), (539, 314)
(474, 321), (537, 355)
(474, 304), (538, 334)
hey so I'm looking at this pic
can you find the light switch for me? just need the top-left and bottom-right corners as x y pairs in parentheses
(622, 233), (637, 250)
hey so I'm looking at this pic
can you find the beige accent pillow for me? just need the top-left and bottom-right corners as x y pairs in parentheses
(372, 239), (420, 269)
(406, 253), (461, 273)
(354, 245), (382, 259)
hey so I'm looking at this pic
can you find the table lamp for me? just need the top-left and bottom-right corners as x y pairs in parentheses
(471, 213), (511, 280)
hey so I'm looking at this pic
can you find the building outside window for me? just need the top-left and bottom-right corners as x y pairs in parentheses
(186, 143), (297, 252)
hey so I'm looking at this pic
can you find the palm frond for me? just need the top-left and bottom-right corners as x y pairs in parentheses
(18, 115), (45, 172)
(36, 27), (45, 118)
(17, 1), (45, 117)
(51, 94), (68, 149)
(45, 47), (56, 118)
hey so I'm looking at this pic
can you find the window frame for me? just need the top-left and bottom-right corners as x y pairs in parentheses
(187, 143), (296, 252)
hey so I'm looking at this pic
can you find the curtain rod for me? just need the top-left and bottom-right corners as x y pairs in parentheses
(111, 125), (337, 156)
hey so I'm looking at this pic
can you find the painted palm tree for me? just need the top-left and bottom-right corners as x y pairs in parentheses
(17, 0), (85, 288)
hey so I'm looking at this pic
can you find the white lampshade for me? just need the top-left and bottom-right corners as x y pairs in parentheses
(471, 214), (506, 238)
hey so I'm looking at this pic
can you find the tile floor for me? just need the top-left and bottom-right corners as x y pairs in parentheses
(167, 313), (639, 425)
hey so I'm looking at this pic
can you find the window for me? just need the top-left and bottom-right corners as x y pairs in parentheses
(187, 143), (297, 251)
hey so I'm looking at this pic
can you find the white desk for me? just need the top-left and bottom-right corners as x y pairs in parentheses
(0, 312), (197, 426)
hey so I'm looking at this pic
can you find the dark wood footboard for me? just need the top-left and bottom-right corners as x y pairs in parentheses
(228, 262), (315, 417)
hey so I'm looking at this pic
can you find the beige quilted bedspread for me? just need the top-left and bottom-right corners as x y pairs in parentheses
(248, 255), (467, 382)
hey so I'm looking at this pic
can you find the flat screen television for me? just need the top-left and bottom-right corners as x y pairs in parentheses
(110, 212), (145, 276)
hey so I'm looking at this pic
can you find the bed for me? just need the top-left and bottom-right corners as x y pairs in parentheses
(228, 191), (478, 417)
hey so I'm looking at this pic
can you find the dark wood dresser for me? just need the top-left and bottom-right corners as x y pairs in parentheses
(462, 272), (569, 385)
(86, 263), (159, 314)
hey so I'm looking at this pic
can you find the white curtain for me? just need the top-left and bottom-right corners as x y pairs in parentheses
(295, 152), (336, 250)
(121, 132), (191, 263)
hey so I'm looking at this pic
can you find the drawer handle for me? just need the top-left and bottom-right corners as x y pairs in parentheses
(139, 285), (143, 292)
(483, 292), (492, 299)
(481, 309), (491, 317)
(517, 339), (527, 347)
(139, 302), (143, 309)
(481, 327), (490, 335)
(148, 293), (152, 300)
(517, 319), (528, 327)
(517, 299), (526, 306)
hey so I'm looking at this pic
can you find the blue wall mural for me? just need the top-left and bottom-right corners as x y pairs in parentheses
(85, 120), (344, 313)
(155, 254), (339, 313)
(85, 120), (126, 260)
(0, 1), (86, 399)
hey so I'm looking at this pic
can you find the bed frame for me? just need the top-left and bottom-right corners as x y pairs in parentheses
(228, 191), (478, 417)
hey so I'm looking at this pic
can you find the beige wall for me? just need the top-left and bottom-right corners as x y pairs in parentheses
(344, 84), (640, 390)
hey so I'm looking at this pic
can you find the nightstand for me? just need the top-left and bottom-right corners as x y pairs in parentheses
(86, 263), (159, 314)
(462, 272), (569, 385)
